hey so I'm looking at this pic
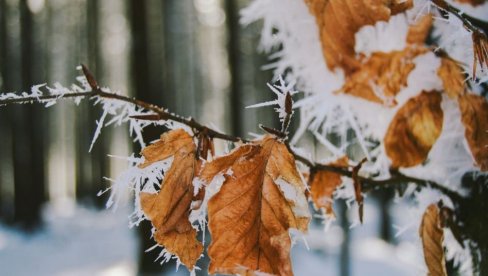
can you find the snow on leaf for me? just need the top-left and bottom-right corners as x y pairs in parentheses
(199, 136), (309, 276)
(384, 91), (444, 168)
(304, 0), (413, 73)
(138, 129), (206, 270)
(340, 46), (428, 106)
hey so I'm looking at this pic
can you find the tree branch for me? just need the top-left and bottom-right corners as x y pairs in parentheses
(0, 65), (464, 202)
(431, 0), (488, 35)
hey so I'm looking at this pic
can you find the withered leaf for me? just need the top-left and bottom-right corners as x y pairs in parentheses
(341, 47), (427, 105)
(406, 14), (433, 45)
(200, 136), (310, 276)
(384, 91), (444, 168)
(139, 129), (204, 270)
(438, 57), (466, 100)
(419, 204), (447, 276)
(458, 94), (488, 171)
(304, 0), (413, 73)
(310, 157), (348, 217)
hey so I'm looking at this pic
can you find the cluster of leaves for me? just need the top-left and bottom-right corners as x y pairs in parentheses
(300, 1), (488, 274)
(138, 129), (311, 275)
(305, 0), (487, 171)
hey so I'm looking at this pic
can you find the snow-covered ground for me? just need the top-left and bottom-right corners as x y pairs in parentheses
(0, 200), (422, 276)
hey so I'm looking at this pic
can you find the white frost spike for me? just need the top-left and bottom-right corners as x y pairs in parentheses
(247, 75), (298, 123)
(105, 154), (173, 228)
(89, 108), (108, 152)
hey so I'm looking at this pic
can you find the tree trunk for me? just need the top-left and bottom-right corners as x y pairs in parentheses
(12, 0), (46, 231)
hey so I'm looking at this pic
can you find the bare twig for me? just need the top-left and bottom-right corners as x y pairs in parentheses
(0, 65), (464, 203)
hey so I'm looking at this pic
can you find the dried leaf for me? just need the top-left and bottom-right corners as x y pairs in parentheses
(406, 14), (433, 45)
(200, 136), (310, 275)
(304, 0), (413, 73)
(139, 129), (203, 269)
(310, 157), (348, 217)
(472, 31), (488, 79)
(419, 204), (447, 276)
(384, 91), (444, 168)
(458, 94), (488, 171)
(341, 47), (427, 105)
(437, 57), (466, 99)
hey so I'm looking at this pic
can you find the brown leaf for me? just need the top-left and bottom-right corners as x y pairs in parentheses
(458, 94), (488, 171)
(139, 129), (203, 270)
(200, 136), (310, 275)
(419, 204), (447, 276)
(304, 0), (413, 73)
(310, 157), (348, 217)
(340, 47), (427, 105)
(406, 14), (433, 45)
(437, 57), (466, 100)
(472, 31), (488, 79)
(384, 91), (444, 168)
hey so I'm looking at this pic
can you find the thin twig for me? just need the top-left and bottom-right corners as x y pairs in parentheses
(0, 65), (464, 202)
(431, 0), (487, 35)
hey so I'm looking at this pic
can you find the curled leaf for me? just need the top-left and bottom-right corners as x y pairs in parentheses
(384, 91), (444, 168)
(437, 57), (466, 100)
(200, 136), (310, 275)
(472, 31), (488, 79)
(304, 0), (413, 73)
(419, 204), (447, 276)
(458, 94), (488, 171)
(139, 129), (204, 270)
(341, 47), (427, 105)
(310, 157), (348, 217)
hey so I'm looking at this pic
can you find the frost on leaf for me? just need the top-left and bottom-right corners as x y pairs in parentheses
(438, 57), (466, 100)
(139, 129), (204, 270)
(458, 94), (488, 171)
(199, 136), (310, 276)
(304, 0), (413, 73)
(384, 91), (444, 168)
(310, 157), (348, 218)
(419, 204), (447, 276)
(340, 47), (427, 106)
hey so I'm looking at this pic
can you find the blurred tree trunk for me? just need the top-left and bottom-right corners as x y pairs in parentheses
(74, 0), (107, 208)
(12, 0), (46, 230)
(339, 201), (351, 276)
(225, 0), (275, 138)
(0, 0), (7, 220)
(226, 0), (243, 137)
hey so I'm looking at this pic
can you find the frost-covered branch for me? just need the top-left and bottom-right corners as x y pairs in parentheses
(431, 0), (488, 35)
(0, 65), (464, 203)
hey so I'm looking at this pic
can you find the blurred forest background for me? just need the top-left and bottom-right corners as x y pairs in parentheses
(0, 0), (403, 275)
